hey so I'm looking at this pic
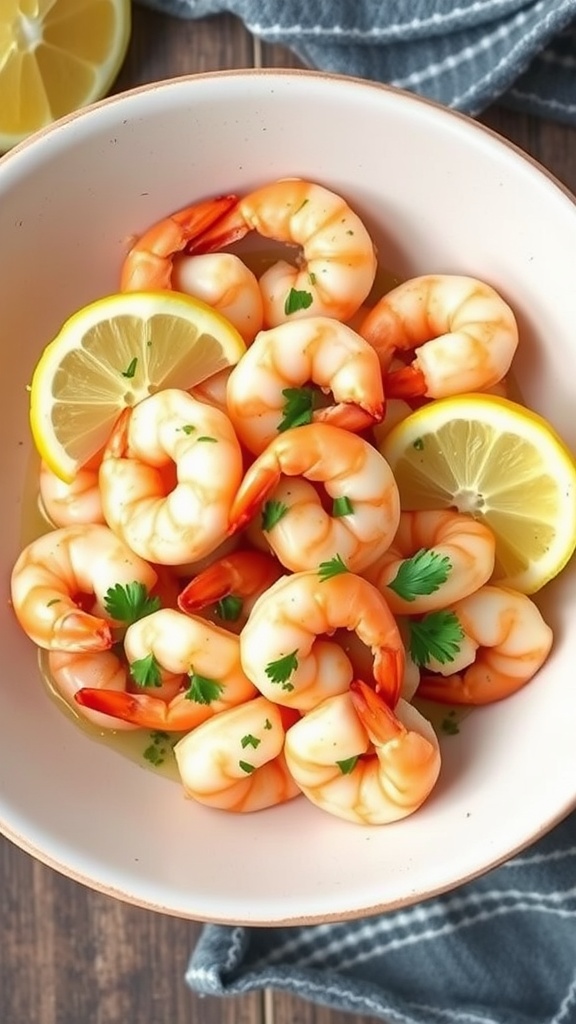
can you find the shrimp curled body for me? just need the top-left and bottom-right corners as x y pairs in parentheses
(74, 607), (257, 730)
(240, 569), (405, 710)
(99, 389), (243, 565)
(365, 510), (496, 614)
(10, 524), (158, 652)
(226, 316), (384, 455)
(229, 423), (401, 574)
(417, 584), (553, 704)
(360, 275), (519, 398)
(191, 178), (378, 328)
(284, 681), (441, 825)
(174, 697), (301, 812)
(39, 457), (104, 527)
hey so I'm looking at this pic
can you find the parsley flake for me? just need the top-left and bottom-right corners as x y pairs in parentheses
(104, 581), (160, 625)
(239, 760), (256, 774)
(262, 499), (289, 532)
(180, 424), (196, 435)
(241, 733), (261, 749)
(197, 435), (217, 443)
(408, 611), (464, 667)
(278, 386), (316, 431)
(121, 357), (138, 379)
(440, 712), (460, 736)
(318, 554), (349, 581)
(337, 755), (359, 774)
(265, 650), (298, 691)
(46, 598), (62, 607)
(215, 594), (244, 622)
(130, 652), (162, 688)
(284, 288), (313, 315)
(186, 672), (224, 704)
(387, 548), (452, 602)
(332, 495), (354, 518)
(264, 718), (272, 730)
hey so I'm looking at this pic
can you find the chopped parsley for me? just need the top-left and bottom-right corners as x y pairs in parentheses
(332, 495), (354, 518)
(215, 594), (244, 622)
(284, 288), (313, 315)
(318, 553), (349, 581)
(336, 755), (359, 774)
(278, 386), (316, 432)
(104, 581), (160, 625)
(387, 548), (452, 603)
(121, 357), (138, 379)
(130, 652), (162, 688)
(239, 760), (256, 774)
(241, 733), (261, 749)
(265, 650), (298, 691)
(262, 499), (289, 532)
(408, 610), (464, 668)
(185, 672), (224, 704)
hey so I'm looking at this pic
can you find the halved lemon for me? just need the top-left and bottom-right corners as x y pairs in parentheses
(379, 394), (576, 594)
(29, 290), (246, 482)
(0, 0), (131, 152)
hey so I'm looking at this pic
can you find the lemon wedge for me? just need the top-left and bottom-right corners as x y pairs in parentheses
(0, 0), (131, 152)
(379, 394), (576, 594)
(29, 290), (246, 482)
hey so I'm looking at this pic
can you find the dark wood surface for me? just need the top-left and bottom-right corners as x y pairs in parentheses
(3, 8), (576, 1023)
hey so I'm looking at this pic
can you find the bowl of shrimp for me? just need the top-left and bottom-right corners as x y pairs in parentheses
(2, 68), (576, 925)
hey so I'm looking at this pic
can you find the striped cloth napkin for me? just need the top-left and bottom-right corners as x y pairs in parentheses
(137, 0), (576, 122)
(186, 811), (576, 1023)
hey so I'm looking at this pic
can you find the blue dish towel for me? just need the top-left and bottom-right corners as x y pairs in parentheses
(186, 812), (576, 1023)
(137, 0), (576, 123)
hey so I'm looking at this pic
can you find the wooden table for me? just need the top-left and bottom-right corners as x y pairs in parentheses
(3, 8), (576, 1023)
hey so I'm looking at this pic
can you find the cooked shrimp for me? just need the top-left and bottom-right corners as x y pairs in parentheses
(188, 367), (232, 415)
(99, 388), (243, 565)
(39, 456), (104, 528)
(119, 194), (238, 291)
(190, 178), (377, 327)
(359, 275), (519, 398)
(226, 317), (384, 455)
(365, 510), (496, 615)
(45, 649), (181, 732)
(177, 549), (284, 632)
(228, 423), (401, 574)
(171, 253), (263, 343)
(284, 680), (441, 825)
(10, 524), (158, 652)
(416, 584), (553, 704)
(74, 607), (257, 730)
(240, 568), (405, 710)
(174, 697), (301, 812)
(333, 627), (420, 702)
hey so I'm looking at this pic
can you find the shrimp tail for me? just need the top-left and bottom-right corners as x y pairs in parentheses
(120, 195), (240, 290)
(417, 670), (522, 705)
(315, 401), (385, 432)
(50, 612), (113, 652)
(74, 688), (181, 729)
(374, 647), (405, 708)
(349, 679), (405, 743)
(228, 464), (281, 535)
(177, 550), (281, 613)
(384, 364), (427, 399)
(184, 202), (250, 255)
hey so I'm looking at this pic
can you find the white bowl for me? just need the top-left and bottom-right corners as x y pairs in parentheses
(1, 69), (576, 925)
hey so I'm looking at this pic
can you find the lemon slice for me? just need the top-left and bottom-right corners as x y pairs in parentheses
(379, 394), (576, 594)
(0, 0), (131, 152)
(29, 290), (246, 482)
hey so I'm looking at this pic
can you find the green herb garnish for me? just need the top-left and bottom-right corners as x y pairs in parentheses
(332, 495), (354, 518)
(104, 581), (160, 625)
(278, 386), (315, 431)
(241, 734), (261, 750)
(215, 595), (244, 622)
(318, 553), (349, 581)
(130, 652), (162, 688)
(336, 755), (359, 774)
(408, 611), (464, 667)
(387, 548), (452, 603)
(284, 288), (313, 315)
(262, 499), (289, 531)
(265, 650), (298, 691)
(121, 357), (138, 379)
(185, 672), (224, 704)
